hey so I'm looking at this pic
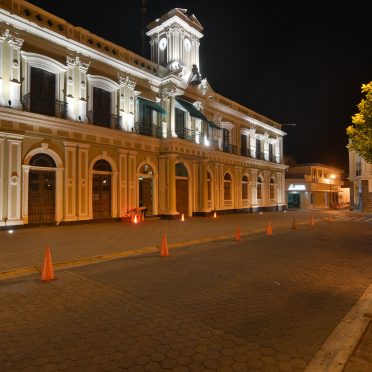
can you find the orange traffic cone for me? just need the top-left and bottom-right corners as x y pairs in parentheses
(309, 215), (315, 226)
(133, 214), (138, 224)
(213, 211), (217, 218)
(181, 213), (185, 222)
(40, 247), (55, 282)
(235, 225), (241, 241)
(141, 212), (145, 222)
(160, 233), (169, 257)
(291, 218), (297, 230)
(266, 221), (273, 236)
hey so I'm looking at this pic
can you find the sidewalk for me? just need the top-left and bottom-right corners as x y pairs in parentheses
(1, 209), (372, 371)
(0, 210), (317, 278)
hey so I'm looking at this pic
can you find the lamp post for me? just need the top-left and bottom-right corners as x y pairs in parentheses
(329, 174), (336, 208)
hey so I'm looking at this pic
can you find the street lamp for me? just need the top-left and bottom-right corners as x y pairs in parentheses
(329, 174), (336, 208)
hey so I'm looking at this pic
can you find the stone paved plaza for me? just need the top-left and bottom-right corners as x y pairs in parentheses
(1, 213), (372, 371)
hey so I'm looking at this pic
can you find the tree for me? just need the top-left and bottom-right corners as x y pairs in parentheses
(347, 81), (372, 163)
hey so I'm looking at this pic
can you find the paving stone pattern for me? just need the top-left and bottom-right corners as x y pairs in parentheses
(1, 220), (372, 371)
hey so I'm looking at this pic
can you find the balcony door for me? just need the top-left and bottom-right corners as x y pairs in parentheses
(30, 67), (56, 117)
(93, 87), (111, 128)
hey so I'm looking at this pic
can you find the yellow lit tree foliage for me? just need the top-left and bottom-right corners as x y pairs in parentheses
(347, 81), (372, 163)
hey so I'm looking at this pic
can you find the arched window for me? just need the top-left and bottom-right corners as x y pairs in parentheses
(139, 164), (153, 174)
(257, 176), (263, 200)
(176, 163), (188, 177)
(93, 160), (112, 172)
(29, 153), (56, 168)
(270, 178), (275, 199)
(224, 173), (232, 201)
(242, 175), (248, 200)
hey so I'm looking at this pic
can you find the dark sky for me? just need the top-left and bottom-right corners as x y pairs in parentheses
(27, 1), (371, 174)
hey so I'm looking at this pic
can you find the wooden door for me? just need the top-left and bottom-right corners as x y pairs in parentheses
(176, 179), (188, 216)
(93, 174), (111, 218)
(139, 177), (153, 215)
(30, 67), (55, 116)
(93, 87), (111, 128)
(28, 170), (56, 223)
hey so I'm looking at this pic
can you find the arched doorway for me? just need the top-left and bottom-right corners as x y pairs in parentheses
(92, 160), (112, 218)
(28, 154), (56, 224)
(138, 164), (153, 215)
(176, 163), (188, 216)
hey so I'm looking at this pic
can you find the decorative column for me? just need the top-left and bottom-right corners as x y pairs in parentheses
(158, 155), (167, 215)
(168, 154), (178, 215)
(128, 151), (137, 211)
(219, 164), (224, 208)
(192, 160), (199, 212)
(77, 144), (90, 220)
(66, 56), (77, 121)
(64, 142), (77, 221)
(0, 135), (4, 224)
(118, 73), (136, 132)
(118, 149), (128, 217)
(263, 170), (270, 206)
(21, 165), (30, 224)
(0, 29), (24, 109)
(251, 169), (258, 206)
(263, 132), (269, 161)
(77, 57), (90, 123)
(249, 128), (256, 158)
(201, 159), (209, 212)
(235, 166), (242, 208)
(7, 134), (23, 225)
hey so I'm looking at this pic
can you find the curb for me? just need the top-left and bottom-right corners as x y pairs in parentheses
(305, 284), (372, 372)
(0, 218), (330, 281)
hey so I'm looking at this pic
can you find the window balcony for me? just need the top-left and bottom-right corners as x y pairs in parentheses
(134, 122), (162, 138)
(223, 144), (238, 155)
(22, 93), (67, 119)
(87, 110), (121, 130)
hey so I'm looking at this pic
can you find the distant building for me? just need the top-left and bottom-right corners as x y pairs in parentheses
(0, 2), (287, 228)
(348, 148), (372, 212)
(285, 164), (345, 210)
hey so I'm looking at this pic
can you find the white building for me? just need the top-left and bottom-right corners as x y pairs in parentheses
(349, 148), (372, 212)
(0, 2), (287, 228)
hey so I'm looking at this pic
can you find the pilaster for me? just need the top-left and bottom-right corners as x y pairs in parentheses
(128, 151), (137, 211)
(64, 142), (77, 221)
(201, 159), (209, 212)
(77, 144), (90, 220)
(118, 149), (128, 217)
(0, 136), (4, 223)
(7, 135), (23, 224)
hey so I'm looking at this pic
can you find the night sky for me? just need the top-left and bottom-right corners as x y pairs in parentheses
(27, 1), (371, 174)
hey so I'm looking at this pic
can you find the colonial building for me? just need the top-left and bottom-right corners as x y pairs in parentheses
(0, 2), (287, 228)
(285, 163), (344, 210)
(349, 147), (372, 212)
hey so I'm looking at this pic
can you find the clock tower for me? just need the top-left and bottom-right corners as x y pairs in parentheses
(146, 8), (203, 83)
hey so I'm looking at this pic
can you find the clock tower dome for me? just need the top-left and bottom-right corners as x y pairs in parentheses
(146, 8), (203, 83)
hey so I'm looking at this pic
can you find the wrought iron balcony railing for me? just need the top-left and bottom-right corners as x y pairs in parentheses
(22, 93), (67, 119)
(134, 122), (162, 138)
(223, 144), (238, 155)
(87, 110), (122, 130)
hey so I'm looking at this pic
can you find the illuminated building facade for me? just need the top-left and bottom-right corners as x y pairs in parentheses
(285, 164), (344, 209)
(0, 2), (287, 228)
(349, 149), (372, 212)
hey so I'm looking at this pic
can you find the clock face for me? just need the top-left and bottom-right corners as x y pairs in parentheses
(184, 38), (191, 51)
(159, 37), (167, 51)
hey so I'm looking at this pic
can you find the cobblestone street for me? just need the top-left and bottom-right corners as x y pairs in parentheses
(1, 218), (372, 371)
